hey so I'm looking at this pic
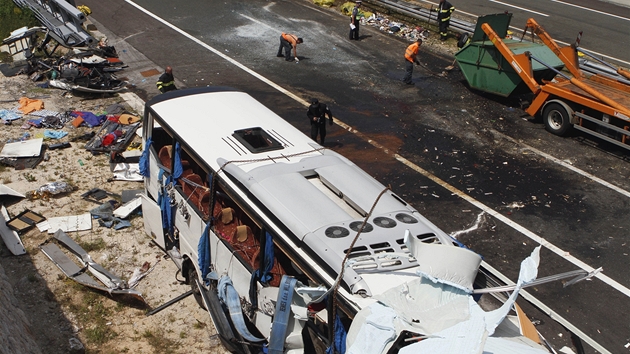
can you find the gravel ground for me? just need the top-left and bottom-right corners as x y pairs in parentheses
(0, 70), (227, 354)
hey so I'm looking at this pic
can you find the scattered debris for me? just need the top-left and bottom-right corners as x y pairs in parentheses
(81, 188), (119, 203)
(7, 209), (45, 234)
(450, 212), (486, 238)
(25, 181), (74, 200)
(0, 138), (43, 158)
(0, 205), (26, 255)
(40, 230), (144, 302)
(39, 213), (92, 233)
(113, 197), (142, 219)
(0, 184), (25, 198)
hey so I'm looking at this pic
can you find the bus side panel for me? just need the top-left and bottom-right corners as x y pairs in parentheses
(173, 189), (206, 271)
(141, 196), (165, 249)
(210, 232), (255, 302)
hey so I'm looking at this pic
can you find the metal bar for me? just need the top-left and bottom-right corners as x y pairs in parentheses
(481, 261), (611, 354)
(573, 124), (630, 151)
(575, 112), (630, 137)
(146, 290), (193, 316)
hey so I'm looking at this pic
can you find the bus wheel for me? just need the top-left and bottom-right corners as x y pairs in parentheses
(543, 102), (572, 136)
(188, 267), (206, 310)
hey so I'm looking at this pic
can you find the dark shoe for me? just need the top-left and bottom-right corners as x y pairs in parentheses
(404, 81), (414, 85)
(276, 54), (284, 57)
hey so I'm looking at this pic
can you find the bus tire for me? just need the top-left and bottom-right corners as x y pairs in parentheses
(188, 267), (206, 310)
(543, 101), (572, 136)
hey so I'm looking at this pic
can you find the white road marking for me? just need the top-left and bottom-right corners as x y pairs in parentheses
(488, 0), (549, 16)
(551, 0), (630, 22)
(420, 0), (630, 66)
(125, 0), (630, 300)
(240, 14), (278, 32)
(493, 130), (630, 198)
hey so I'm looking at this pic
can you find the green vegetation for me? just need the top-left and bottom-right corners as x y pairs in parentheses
(68, 291), (118, 345)
(79, 237), (107, 252)
(141, 329), (179, 354)
(0, 0), (39, 40)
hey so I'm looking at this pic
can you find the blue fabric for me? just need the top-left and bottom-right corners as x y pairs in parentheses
(326, 314), (347, 354)
(157, 169), (174, 232)
(44, 130), (68, 139)
(217, 276), (265, 343)
(139, 137), (152, 177)
(0, 109), (21, 121)
(198, 222), (211, 285)
(249, 231), (275, 308)
(173, 142), (183, 181)
(269, 276), (298, 354)
(259, 231), (274, 284)
(71, 111), (106, 127)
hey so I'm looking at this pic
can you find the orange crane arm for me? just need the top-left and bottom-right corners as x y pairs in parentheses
(524, 18), (582, 78)
(481, 23), (541, 94)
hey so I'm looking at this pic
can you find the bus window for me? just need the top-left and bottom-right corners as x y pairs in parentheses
(175, 146), (211, 220)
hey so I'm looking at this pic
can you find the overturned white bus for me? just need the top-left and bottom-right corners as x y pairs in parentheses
(139, 87), (552, 353)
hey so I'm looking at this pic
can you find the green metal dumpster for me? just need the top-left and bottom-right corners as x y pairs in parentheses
(455, 13), (565, 97)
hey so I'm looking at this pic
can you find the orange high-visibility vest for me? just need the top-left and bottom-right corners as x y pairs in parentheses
(405, 42), (421, 63)
(282, 33), (298, 46)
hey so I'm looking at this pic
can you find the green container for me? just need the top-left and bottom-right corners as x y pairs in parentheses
(455, 13), (565, 97)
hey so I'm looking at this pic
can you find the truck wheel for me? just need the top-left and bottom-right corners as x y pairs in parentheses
(188, 267), (206, 310)
(543, 102), (572, 136)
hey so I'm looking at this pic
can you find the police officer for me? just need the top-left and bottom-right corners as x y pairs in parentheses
(277, 33), (304, 62)
(307, 98), (333, 145)
(156, 66), (177, 93)
(435, 0), (455, 41)
(349, 1), (362, 40)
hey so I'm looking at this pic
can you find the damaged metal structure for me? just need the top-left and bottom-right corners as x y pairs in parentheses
(1, 0), (127, 92)
(11, 0), (94, 48)
(40, 229), (144, 302)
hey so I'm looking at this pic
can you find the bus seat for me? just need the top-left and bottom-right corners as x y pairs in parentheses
(158, 145), (172, 169)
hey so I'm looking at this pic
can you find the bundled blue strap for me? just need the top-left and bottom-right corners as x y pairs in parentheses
(157, 169), (174, 232)
(326, 314), (347, 354)
(217, 276), (266, 343)
(198, 222), (211, 285)
(249, 231), (275, 308)
(173, 142), (183, 181)
(268, 275), (298, 354)
(139, 137), (152, 177)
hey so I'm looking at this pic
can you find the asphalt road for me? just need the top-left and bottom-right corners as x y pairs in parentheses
(420, 0), (630, 65)
(79, 0), (630, 352)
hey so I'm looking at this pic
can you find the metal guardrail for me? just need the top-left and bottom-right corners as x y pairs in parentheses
(12, 0), (94, 47)
(366, 0), (627, 81)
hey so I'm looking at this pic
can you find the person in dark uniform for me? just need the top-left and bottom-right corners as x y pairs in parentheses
(435, 0), (455, 41)
(307, 98), (333, 145)
(349, 1), (362, 40)
(156, 66), (177, 93)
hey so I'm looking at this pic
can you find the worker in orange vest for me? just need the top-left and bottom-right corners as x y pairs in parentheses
(402, 38), (422, 85)
(277, 33), (304, 62)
